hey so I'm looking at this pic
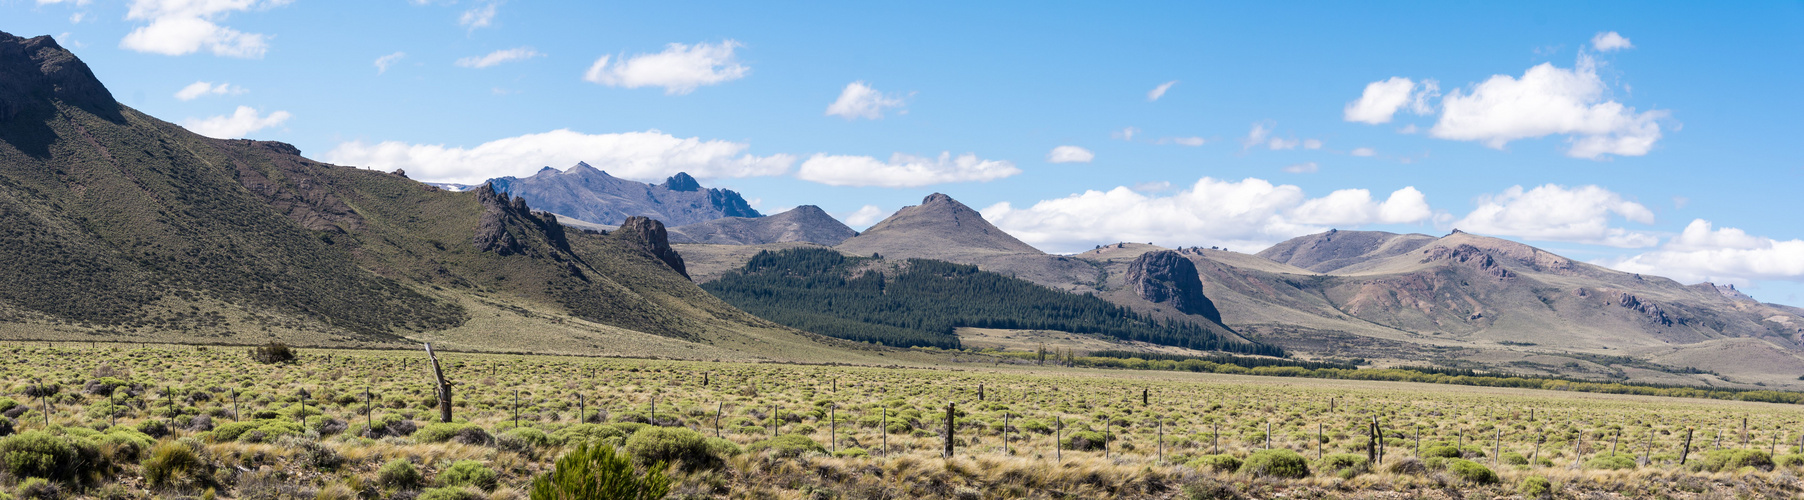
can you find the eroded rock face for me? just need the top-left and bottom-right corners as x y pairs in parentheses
(1422, 245), (1516, 281)
(615, 216), (689, 279)
(1125, 250), (1222, 323)
(0, 32), (118, 122)
(472, 184), (570, 257)
(1618, 292), (1676, 327)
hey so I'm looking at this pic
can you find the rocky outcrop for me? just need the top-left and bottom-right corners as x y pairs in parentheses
(1617, 292), (1676, 327)
(472, 184), (570, 257)
(1125, 250), (1222, 323)
(615, 216), (689, 279)
(667, 205), (857, 245)
(0, 32), (119, 123)
(1422, 245), (1515, 281)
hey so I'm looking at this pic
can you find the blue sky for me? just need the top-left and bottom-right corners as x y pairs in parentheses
(8, 1), (1804, 305)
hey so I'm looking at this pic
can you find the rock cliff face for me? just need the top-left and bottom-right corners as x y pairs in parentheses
(472, 184), (570, 257)
(486, 164), (760, 226)
(1125, 250), (1223, 323)
(0, 33), (118, 123)
(615, 216), (688, 279)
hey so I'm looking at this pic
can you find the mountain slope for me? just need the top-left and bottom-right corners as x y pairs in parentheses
(489, 164), (759, 226)
(1255, 229), (1436, 273)
(835, 193), (1100, 291)
(0, 31), (890, 363)
(667, 205), (855, 245)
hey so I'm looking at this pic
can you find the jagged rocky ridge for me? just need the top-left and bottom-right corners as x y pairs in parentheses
(487, 164), (760, 227)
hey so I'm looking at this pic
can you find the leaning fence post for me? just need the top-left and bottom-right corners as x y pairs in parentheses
(1493, 429), (1502, 465)
(1681, 428), (1693, 465)
(365, 387), (373, 436)
(715, 402), (723, 438)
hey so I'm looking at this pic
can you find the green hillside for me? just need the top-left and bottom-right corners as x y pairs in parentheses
(701, 247), (1282, 355)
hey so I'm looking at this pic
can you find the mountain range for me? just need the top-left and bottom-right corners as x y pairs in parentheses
(487, 164), (760, 227)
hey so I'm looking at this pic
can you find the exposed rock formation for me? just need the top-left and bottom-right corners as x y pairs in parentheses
(472, 184), (570, 257)
(1125, 250), (1223, 323)
(0, 32), (118, 123)
(615, 216), (689, 279)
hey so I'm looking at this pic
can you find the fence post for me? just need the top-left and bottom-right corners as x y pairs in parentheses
(232, 390), (239, 423)
(1054, 415), (1061, 461)
(1317, 423), (1323, 459)
(1743, 417), (1749, 449)
(1493, 429), (1502, 465)
(1156, 417), (1162, 462)
(944, 402), (956, 458)
(1533, 431), (1543, 465)
(1681, 428), (1693, 465)
(1415, 425), (1421, 457)
(830, 405), (837, 452)
(1006, 412), (1012, 456)
(1213, 422), (1219, 455)
(34, 379), (51, 429)
(715, 402), (723, 438)
(365, 387), (373, 436)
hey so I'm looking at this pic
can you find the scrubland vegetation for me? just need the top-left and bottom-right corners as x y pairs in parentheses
(2, 342), (1804, 499)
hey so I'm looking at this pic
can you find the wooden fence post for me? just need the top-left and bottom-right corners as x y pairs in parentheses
(1317, 423), (1323, 459)
(1055, 415), (1061, 461)
(424, 343), (454, 423)
(715, 402), (723, 438)
(1681, 428), (1693, 465)
(944, 402), (956, 458)
(365, 387), (372, 436)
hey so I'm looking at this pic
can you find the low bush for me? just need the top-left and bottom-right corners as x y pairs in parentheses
(0, 431), (88, 483)
(1585, 453), (1636, 470)
(528, 443), (670, 500)
(142, 441), (204, 488)
(1501, 451), (1529, 465)
(1447, 459), (1497, 484)
(414, 422), (486, 444)
(250, 342), (296, 364)
(378, 459), (423, 490)
(704, 437), (741, 457)
(1419, 445), (1461, 458)
(1385, 457), (1427, 475)
(1775, 453), (1804, 467)
(1319, 453), (1368, 475)
(747, 434), (825, 458)
(14, 477), (59, 500)
(439, 460), (498, 491)
(548, 423), (630, 446)
(834, 447), (869, 458)
(1239, 449), (1309, 478)
(1520, 475), (1553, 498)
(1061, 430), (1108, 451)
(1187, 454), (1242, 472)
(416, 487), (478, 500)
(625, 427), (714, 470)
(1690, 449), (1773, 472)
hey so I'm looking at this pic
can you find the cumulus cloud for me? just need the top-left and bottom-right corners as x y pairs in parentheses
(119, 0), (284, 58)
(173, 81), (245, 101)
(981, 177), (1433, 253)
(1046, 146), (1094, 164)
(182, 106), (290, 139)
(324, 129), (795, 185)
(455, 47), (542, 68)
(1450, 184), (1657, 248)
(1343, 77), (1439, 124)
(796, 152), (1019, 188)
(1431, 54), (1668, 159)
(374, 52), (406, 74)
(1605, 220), (1804, 284)
(825, 81), (905, 120)
(840, 205), (891, 228)
(1592, 31), (1634, 52)
(1242, 122), (1318, 151)
(583, 40), (749, 95)
(1146, 80), (1177, 102)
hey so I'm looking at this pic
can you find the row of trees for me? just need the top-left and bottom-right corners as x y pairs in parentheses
(703, 249), (1281, 356)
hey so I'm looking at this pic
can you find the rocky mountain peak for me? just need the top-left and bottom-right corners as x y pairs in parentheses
(1124, 250), (1223, 323)
(662, 172), (702, 192)
(0, 31), (119, 123)
(837, 192), (1042, 256)
(616, 216), (689, 279)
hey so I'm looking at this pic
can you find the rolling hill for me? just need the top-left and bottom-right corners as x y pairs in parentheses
(0, 31), (888, 364)
(666, 205), (856, 245)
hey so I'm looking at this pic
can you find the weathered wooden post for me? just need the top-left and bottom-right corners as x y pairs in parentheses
(1054, 415), (1061, 461)
(1213, 421), (1219, 455)
(1415, 425), (1422, 457)
(944, 403), (956, 458)
(1156, 417), (1162, 462)
(34, 379), (52, 429)
(365, 387), (372, 436)
(1317, 423), (1323, 459)
(1493, 429), (1502, 464)
(513, 390), (519, 429)
(298, 388), (307, 425)
(1367, 419), (1376, 464)
(109, 391), (116, 427)
(1743, 417), (1749, 449)
(1005, 412), (1012, 455)
(577, 394), (584, 424)
(232, 390), (239, 423)
(1105, 418), (1112, 459)
(1611, 430), (1619, 458)
(1142, 388), (1148, 406)
(978, 384), (984, 402)
(424, 343), (454, 423)
(1532, 431), (1543, 464)
(830, 404), (837, 452)
(715, 402), (723, 438)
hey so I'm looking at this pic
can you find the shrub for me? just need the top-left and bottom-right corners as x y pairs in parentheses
(0, 431), (83, 483)
(1319, 453), (1368, 475)
(1520, 475), (1553, 498)
(417, 487), (478, 500)
(1447, 459), (1497, 484)
(142, 441), (203, 488)
(747, 434), (825, 458)
(501, 427), (552, 448)
(1186, 454), (1242, 472)
(439, 460), (498, 491)
(378, 459), (423, 489)
(548, 423), (630, 446)
(834, 447), (869, 458)
(1776, 453), (1804, 467)
(1501, 451), (1529, 465)
(704, 437), (741, 457)
(414, 422), (484, 444)
(1690, 449), (1773, 472)
(1419, 445), (1461, 458)
(0, 416), (12, 438)
(528, 443), (670, 500)
(96, 427), (154, 461)
(1585, 453), (1636, 470)
(14, 477), (59, 500)
(134, 419), (169, 439)
(1385, 457), (1427, 475)
(1180, 478), (1240, 500)
(250, 342), (296, 364)
(625, 427), (714, 470)
(1060, 430), (1108, 451)
(1239, 449), (1309, 478)
(0, 398), (18, 414)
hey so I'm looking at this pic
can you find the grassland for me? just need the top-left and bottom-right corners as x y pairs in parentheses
(3, 342), (1804, 498)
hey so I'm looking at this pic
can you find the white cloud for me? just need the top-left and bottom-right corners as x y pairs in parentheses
(1158, 137), (1205, 146)
(1240, 122), (1318, 151)
(840, 205), (891, 228)
(1303, 139), (1323, 150)
(119, 0), (284, 58)
(324, 130), (795, 185)
(1046, 145), (1094, 164)
(1606, 220), (1804, 284)
(583, 40), (749, 95)
(1113, 127), (1140, 141)
(1241, 122), (1272, 149)
(1132, 181), (1172, 193)
(1592, 31), (1634, 52)
(1450, 184), (1657, 248)
(825, 81), (905, 120)
(182, 106), (290, 139)
(37, 0), (93, 5)
(1282, 162), (1318, 174)
(459, 2), (498, 30)
(1350, 147), (1377, 157)
(173, 81), (245, 101)
(796, 152), (1019, 188)
(455, 47), (542, 68)
(1431, 54), (1668, 159)
(1146, 80), (1177, 102)
(982, 178), (1434, 253)
(1343, 77), (1439, 124)
(374, 52), (406, 74)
